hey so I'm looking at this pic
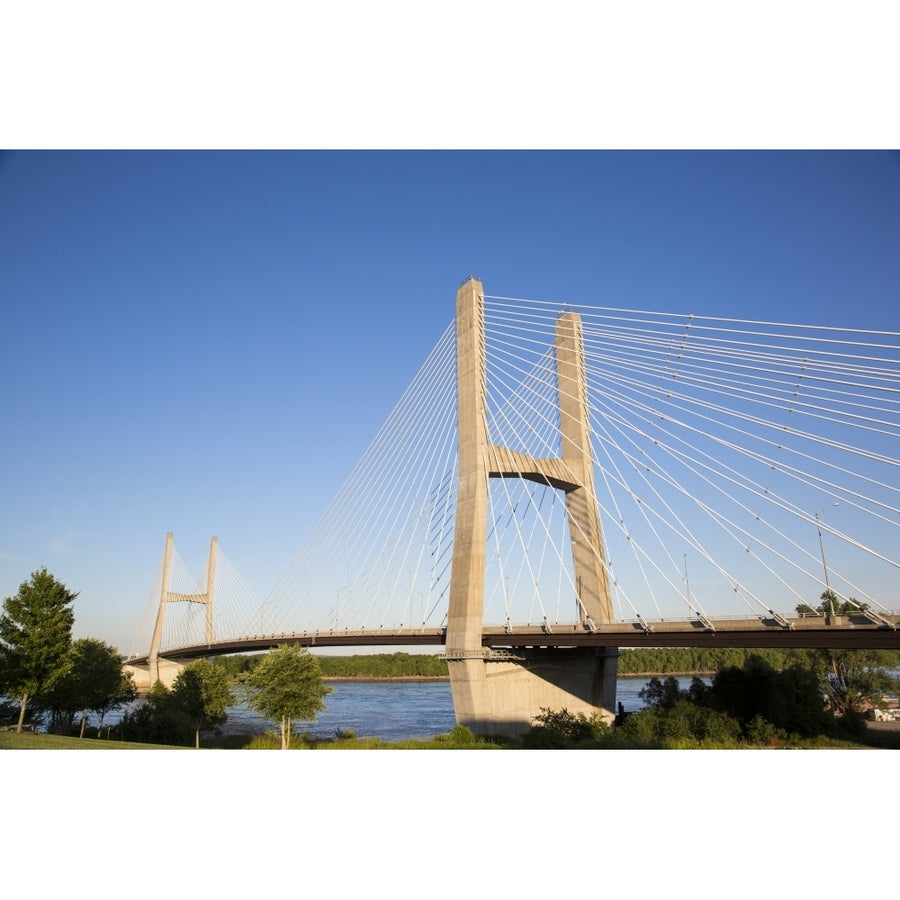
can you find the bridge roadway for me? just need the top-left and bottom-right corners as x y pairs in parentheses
(127, 612), (900, 665)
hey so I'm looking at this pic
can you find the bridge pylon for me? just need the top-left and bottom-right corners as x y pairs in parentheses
(142, 532), (217, 687)
(447, 278), (617, 736)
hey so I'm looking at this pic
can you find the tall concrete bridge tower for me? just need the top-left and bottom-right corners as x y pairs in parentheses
(446, 277), (617, 736)
(145, 532), (217, 687)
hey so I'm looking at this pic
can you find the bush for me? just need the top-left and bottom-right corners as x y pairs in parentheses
(520, 708), (610, 749)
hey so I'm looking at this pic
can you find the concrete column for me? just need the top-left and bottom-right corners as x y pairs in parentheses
(447, 277), (489, 656)
(148, 532), (173, 685)
(557, 312), (614, 625)
(205, 536), (217, 644)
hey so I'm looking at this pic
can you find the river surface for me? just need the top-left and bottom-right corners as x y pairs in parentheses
(98, 675), (704, 741)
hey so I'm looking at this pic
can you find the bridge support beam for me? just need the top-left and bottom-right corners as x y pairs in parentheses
(447, 277), (617, 736)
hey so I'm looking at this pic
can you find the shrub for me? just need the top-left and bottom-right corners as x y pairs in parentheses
(520, 708), (610, 749)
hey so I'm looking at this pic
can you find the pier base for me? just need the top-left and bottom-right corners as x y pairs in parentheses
(448, 647), (618, 737)
(124, 658), (185, 692)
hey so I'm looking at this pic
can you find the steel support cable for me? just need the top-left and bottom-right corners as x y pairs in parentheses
(582, 395), (676, 620)
(336, 328), (457, 628)
(215, 548), (262, 642)
(485, 442), (551, 626)
(349, 345), (458, 630)
(352, 326), (455, 621)
(486, 324), (623, 622)
(485, 362), (556, 619)
(328, 330), (458, 631)
(583, 322), (900, 386)
(583, 371), (803, 602)
(485, 316), (655, 620)
(586, 361), (900, 557)
(494, 307), (900, 424)
(367, 378), (460, 631)
(581, 334), (900, 435)
(287, 325), (455, 623)
(582, 350), (900, 513)
(592, 370), (900, 530)
(587, 370), (898, 612)
(594, 347), (900, 546)
(488, 303), (895, 380)
(486, 346), (561, 456)
(129, 557), (165, 658)
(259, 322), (456, 634)
(580, 336), (900, 467)
(484, 455), (516, 626)
(485, 294), (900, 346)
(639, 432), (892, 610)
(583, 339), (900, 444)
(161, 543), (203, 651)
(610, 410), (839, 612)
(583, 398), (792, 618)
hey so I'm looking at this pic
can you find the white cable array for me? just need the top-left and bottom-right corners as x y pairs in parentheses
(485, 296), (900, 622)
(249, 321), (461, 638)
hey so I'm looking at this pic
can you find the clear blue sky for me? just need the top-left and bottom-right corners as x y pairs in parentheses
(2, 150), (899, 651)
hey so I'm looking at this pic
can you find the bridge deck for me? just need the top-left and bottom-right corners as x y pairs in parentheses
(126, 613), (900, 665)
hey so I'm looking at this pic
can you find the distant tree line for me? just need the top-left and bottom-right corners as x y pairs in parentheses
(214, 647), (896, 682)
(215, 651), (450, 680)
(616, 646), (813, 675)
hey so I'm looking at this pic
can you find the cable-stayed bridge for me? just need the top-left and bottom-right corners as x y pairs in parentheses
(126, 278), (900, 733)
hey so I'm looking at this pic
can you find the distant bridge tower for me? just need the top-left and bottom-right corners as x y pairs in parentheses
(446, 277), (617, 736)
(145, 532), (217, 686)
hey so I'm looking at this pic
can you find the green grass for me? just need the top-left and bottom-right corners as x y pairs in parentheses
(4, 724), (897, 751)
(0, 731), (186, 750)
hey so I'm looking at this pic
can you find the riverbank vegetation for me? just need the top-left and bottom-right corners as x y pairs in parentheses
(518, 652), (900, 749)
(214, 647), (822, 681)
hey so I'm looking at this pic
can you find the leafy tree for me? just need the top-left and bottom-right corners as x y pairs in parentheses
(639, 675), (684, 709)
(0, 569), (76, 732)
(171, 659), (233, 748)
(797, 590), (869, 617)
(39, 637), (136, 736)
(116, 681), (194, 746)
(706, 655), (833, 738)
(808, 648), (900, 728)
(246, 645), (332, 749)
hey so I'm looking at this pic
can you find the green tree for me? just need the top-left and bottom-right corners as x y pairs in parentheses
(0, 569), (76, 732)
(40, 637), (136, 736)
(116, 681), (194, 746)
(708, 656), (832, 738)
(246, 645), (332, 749)
(171, 659), (233, 748)
(797, 590), (869, 617)
(808, 648), (900, 727)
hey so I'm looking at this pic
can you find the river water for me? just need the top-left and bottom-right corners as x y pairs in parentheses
(96, 675), (701, 741)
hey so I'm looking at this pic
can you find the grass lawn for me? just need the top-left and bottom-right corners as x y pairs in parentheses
(0, 731), (186, 750)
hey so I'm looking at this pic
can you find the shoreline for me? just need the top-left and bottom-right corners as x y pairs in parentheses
(319, 672), (711, 682)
